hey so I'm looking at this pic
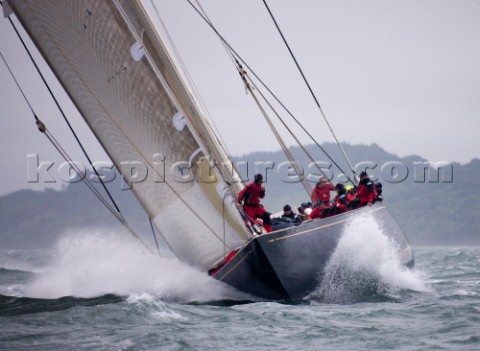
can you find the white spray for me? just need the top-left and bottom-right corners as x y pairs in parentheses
(24, 229), (248, 302)
(314, 214), (429, 303)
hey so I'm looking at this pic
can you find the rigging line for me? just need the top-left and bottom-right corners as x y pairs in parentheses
(245, 72), (333, 186)
(0, 55), (106, 203)
(42, 127), (153, 253)
(42, 127), (152, 250)
(185, 0), (354, 185)
(262, 0), (357, 178)
(44, 130), (121, 217)
(190, 0), (249, 189)
(221, 187), (228, 259)
(1, 54), (88, 196)
(0, 52), (35, 114)
(44, 131), (121, 220)
(240, 208), (269, 236)
(5, 14), (123, 213)
(43, 129), (154, 254)
(238, 64), (312, 196)
(148, 217), (162, 255)
(193, 0), (237, 68)
(190, 0), (250, 188)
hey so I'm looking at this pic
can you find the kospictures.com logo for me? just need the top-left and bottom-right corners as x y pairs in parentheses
(26, 153), (453, 189)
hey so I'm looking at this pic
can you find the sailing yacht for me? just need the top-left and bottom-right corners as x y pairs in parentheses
(4, 0), (413, 300)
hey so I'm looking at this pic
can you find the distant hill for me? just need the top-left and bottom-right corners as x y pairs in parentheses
(0, 180), (152, 249)
(1, 143), (478, 248)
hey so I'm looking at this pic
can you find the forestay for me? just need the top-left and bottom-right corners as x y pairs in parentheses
(8, 0), (248, 270)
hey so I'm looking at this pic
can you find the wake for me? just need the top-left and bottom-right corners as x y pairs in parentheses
(312, 214), (429, 304)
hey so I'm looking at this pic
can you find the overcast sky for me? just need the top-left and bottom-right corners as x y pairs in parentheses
(1, 0), (479, 196)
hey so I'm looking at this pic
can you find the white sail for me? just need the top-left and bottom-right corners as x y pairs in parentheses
(8, 0), (248, 270)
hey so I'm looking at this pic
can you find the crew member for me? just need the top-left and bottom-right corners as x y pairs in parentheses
(311, 177), (335, 205)
(345, 184), (356, 203)
(373, 182), (383, 203)
(309, 202), (327, 220)
(350, 171), (376, 209)
(321, 183), (348, 218)
(237, 174), (272, 233)
(282, 204), (301, 224)
(297, 202), (312, 221)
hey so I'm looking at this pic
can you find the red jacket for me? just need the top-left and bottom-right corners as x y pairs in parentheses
(333, 194), (348, 213)
(238, 181), (265, 206)
(311, 184), (335, 204)
(356, 178), (377, 205)
(346, 192), (355, 203)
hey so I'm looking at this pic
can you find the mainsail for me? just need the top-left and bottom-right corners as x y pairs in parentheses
(7, 0), (249, 270)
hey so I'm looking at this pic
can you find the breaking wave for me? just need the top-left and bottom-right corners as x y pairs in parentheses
(24, 230), (249, 303)
(312, 214), (429, 303)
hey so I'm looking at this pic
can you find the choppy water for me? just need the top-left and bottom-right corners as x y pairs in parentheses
(1, 220), (479, 350)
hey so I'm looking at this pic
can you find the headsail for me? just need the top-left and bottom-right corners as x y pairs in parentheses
(8, 0), (248, 270)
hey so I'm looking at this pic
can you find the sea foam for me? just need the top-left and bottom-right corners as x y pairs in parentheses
(314, 213), (429, 303)
(24, 229), (245, 302)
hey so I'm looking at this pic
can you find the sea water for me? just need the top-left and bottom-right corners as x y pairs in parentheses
(1, 217), (479, 350)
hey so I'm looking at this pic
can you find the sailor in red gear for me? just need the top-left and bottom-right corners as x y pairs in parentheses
(346, 185), (356, 203)
(319, 183), (349, 218)
(237, 174), (272, 233)
(309, 202), (327, 220)
(311, 177), (335, 205)
(332, 183), (348, 214)
(350, 171), (377, 209)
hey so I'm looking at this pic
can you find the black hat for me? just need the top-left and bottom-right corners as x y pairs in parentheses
(375, 182), (383, 189)
(307, 202), (313, 208)
(254, 173), (263, 182)
(283, 204), (292, 212)
(301, 202), (309, 208)
(335, 183), (345, 190)
(359, 171), (368, 177)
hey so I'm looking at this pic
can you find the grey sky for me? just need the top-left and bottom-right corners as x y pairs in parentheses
(1, 0), (479, 196)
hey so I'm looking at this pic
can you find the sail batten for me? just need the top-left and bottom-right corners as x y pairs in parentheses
(9, 0), (248, 269)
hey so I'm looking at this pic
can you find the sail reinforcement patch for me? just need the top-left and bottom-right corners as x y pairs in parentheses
(173, 112), (187, 131)
(130, 42), (145, 62)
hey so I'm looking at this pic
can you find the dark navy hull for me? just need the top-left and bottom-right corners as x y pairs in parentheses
(212, 204), (414, 300)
